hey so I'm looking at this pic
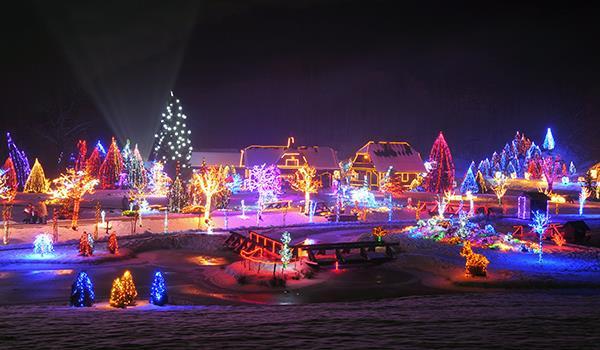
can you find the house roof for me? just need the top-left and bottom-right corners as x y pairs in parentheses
(296, 146), (339, 170)
(241, 146), (286, 168)
(191, 150), (241, 167)
(356, 141), (426, 173)
(241, 143), (339, 170)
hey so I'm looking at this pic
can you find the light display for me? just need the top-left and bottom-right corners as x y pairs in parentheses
(460, 163), (479, 194)
(425, 131), (455, 193)
(372, 226), (388, 242)
(149, 161), (171, 196)
(151, 91), (193, 171)
(85, 145), (102, 179)
(491, 172), (508, 205)
(109, 277), (127, 308)
(289, 164), (322, 214)
(551, 230), (566, 247)
(69, 271), (95, 307)
(226, 172), (243, 194)
(2, 157), (18, 192)
(351, 186), (378, 208)
(33, 234), (54, 256)
(435, 192), (451, 218)
(24, 159), (49, 193)
(108, 231), (118, 254)
(517, 196), (530, 219)
(74, 140), (87, 172)
(168, 176), (187, 212)
(540, 156), (562, 193)
(98, 137), (124, 189)
(79, 231), (93, 257)
(6, 132), (31, 190)
(529, 211), (549, 263)
(149, 271), (168, 306)
(542, 127), (555, 151)
(579, 186), (591, 216)
(569, 161), (576, 176)
(121, 270), (138, 306)
(128, 144), (147, 188)
(191, 165), (230, 220)
(50, 169), (98, 229)
(0, 169), (17, 245)
(460, 241), (489, 277)
(245, 164), (282, 207)
(279, 231), (292, 269)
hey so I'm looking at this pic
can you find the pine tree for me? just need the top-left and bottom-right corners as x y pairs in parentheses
(70, 271), (95, 307)
(149, 271), (168, 306)
(507, 161), (517, 177)
(79, 231), (93, 257)
(121, 270), (138, 306)
(460, 163), (478, 194)
(475, 170), (487, 193)
(108, 231), (118, 254)
(127, 144), (146, 188)
(85, 146), (102, 179)
(425, 132), (455, 193)
(543, 128), (555, 151)
(168, 176), (187, 212)
(109, 277), (127, 308)
(2, 157), (18, 193)
(6, 132), (30, 189)
(151, 91), (193, 174)
(75, 140), (87, 172)
(98, 137), (124, 189)
(24, 159), (48, 193)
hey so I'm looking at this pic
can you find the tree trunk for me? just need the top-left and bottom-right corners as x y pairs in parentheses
(204, 194), (212, 221)
(304, 191), (310, 214)
(72, 199), (80, 230)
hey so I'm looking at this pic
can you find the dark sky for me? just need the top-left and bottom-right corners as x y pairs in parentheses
(1, 0), (599, 175)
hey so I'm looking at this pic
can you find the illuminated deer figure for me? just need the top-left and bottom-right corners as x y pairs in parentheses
(460, 241), (489, 277)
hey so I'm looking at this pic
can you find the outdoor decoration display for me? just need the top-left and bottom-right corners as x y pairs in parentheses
(85, 143), (103, 179)
(33, 234), (54, 256)
(79, 231), (93, 257)
(460, 241), (489, 277)
(372, 226), (388, 242)
(148, 161), (171, 196)
(245, 164), (282, 207)
(0, 168), (17, 245)
(121, 270), (138, 306)
(127, 144), (147, 188)
(110, 270), (138, 308)
(491, 172), (508, 205)
(6, 132), (31, 190)
(425, 131), (455, 194)
(149, 271), (168, 306)
(460, 163), (479, 195)
(23, 159), (49, 193)
(50, 169), (98, 229)
(279, 231), (292, 269)
(168, 176), (187, 212)
(191, 165), (230, 221)
(74, 140), (87, 172)
(150, 91), (193, 171)
(70, 272), (95, 307)
(108, 231), (118, 254)
(98, 137), (124, 189)
(579, 186), (591, 216)
(529, 211), (549, 263)
(289, 164), (321, 214)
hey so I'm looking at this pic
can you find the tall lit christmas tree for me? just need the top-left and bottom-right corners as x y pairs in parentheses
(168, 176), (187, 212)
(149, 271), (168, 306)
(86, 145), (102, 179)
(6, 132), (31, 190)
(151, 91), (193, 174)
(128, 144), (147, 188)
(98, 138), (124, 189)
(2, 158), (18, 192)
(24, 159), (49, 193)
(460, 163), (478, 194)
(425, 131), (455, 193)
(542, 128), (555, 151)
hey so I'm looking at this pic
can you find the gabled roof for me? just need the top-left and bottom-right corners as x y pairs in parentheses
(241, 141), (339, 170)
(296, 146), (339, 170)
(355, 141), (425, 173)
(241, 146), (286, 168)
(191, 150), (241, 167)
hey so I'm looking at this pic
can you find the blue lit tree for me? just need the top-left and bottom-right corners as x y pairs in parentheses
(149, 271), (168, 306)
(460, 163), (478, 194)
(542, 128), (555, 151)
(70, 271), (95, 307)
(529, 211), (549, 263)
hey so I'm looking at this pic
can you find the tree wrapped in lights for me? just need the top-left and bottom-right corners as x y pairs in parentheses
(24, 159), (49, 193)
(151, 91), (193, 173)
(475, 170), (487, 193)
(149, 162), (171, 196)
(569, 161), (576, 176)
(85, 145), (102, 179)
(128, 144), (147, 188)
(460, 164), (478, 195)
(109, 277), (127, 308)
(542, 127), (555, 151)
(70, 271), (95, 307)
(529, 211), (549, 263)
(460, 241), (489, 277)
(579, 186), (591, 216)
(50, 169), (98, 229)
(6, 132), (31, 190)
(372, 226), (388, 242)
(33, 234), (54, 256)
(279, 231), (292, 269)
(425, 132), (455, 193)
(2, 158), (18, 192)
(79, 231), (93, 256)
(191, 165), (230, 221)
(149, 271), (168, 306)
(245, 164), (282, 207)
(108, 231), (118, 254)
(491, 172), (508, 205)
(289, 164), (322, 214)
(74, 140), (87, 172)
(168, 176), (187, 212)
(541, 156), (562, 193)
(98, 137), (124, 189)
(121, 270), (138, 306)
(0, 169), (17, 245)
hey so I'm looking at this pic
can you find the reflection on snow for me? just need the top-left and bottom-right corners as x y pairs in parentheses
(188, 256), (228, 266)
(29, 269), (74, 276)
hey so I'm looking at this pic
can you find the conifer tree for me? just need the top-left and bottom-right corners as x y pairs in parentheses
(168, 176), (187, 212)
(149, 271), (168, 306)
(6, 132), (30, 190)
(70, 271), (95, 307)
(75, 140), (87, 172)
(98, 137), (124, 189)
(85, 146), (102, 179)
(2, 157), (18, 193)
(24, 159), (49, 193)
(460, 163), (478, 194)
(425, 132), (455, 193)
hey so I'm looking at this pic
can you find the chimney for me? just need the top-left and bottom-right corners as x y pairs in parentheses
(287, 136), (295, 148)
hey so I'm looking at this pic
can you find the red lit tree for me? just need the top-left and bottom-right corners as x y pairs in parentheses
(541, 156), (562, 193)
(98, 138), (124, 189)
(75, 140), (87, 172)
(108, 231), (118, 254)
(85, 146), (102, 179)
(425, 132), (455, 193)
(2, 158), (18, 192)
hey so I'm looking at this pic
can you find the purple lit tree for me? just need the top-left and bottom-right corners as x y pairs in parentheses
(245, 164), (282, 206)
(6, 133), (31, 190)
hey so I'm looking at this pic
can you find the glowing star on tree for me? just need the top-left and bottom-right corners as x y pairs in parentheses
(289, 164), (322, 214)
(150, 91), (193, 171)
(98, 137), (124, 189)
(149, 271), (168, 306)
(542, 127), (555, 151)
(50, 169), (98, 230)
(70, 271), (95, 307)
(425, 131), (455, 194)
(24, 159), (49, 193)
(191, 165), (230, 221)
(245, 164), (282, 207)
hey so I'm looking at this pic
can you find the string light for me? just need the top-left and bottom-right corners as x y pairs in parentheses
(149, 271), (168, 306)
(33, 234), (54, 256)
(70, 272), (95, 307)
(23, 159), (49, 193)
(289, 164), (321, 214)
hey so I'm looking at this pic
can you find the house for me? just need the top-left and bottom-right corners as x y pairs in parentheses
(191, 149), (242, 171)
(349, 141), (426, 190)
(240, 137), (340, 187)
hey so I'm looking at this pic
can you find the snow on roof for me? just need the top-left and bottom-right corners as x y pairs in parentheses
(242, 144), (339, 170)
(191, 150), (241, 167)
(296, 146), (339, 170)
(357, 141), (425, 173)
(241, 146), (286, 168)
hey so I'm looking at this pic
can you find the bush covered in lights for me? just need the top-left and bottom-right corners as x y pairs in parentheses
(33, 234), (54, 256)
(70, 271), (95, 307)
(149, 271), (168, 306)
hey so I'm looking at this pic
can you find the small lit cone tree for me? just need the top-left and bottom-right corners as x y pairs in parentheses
(128, 144), (147, 188)
(50, 169), (99, 230)
(151, 91), (193, 175)
(108, 231), (118, 254)
(6, 132), (31, 190)
(2, 157), (18, 191)
(168, 176), (187, 213)
(69, 271), (95, 307)
(74, 140), (87, 172)
(425, 131), (455, 194)
(0, 170), (17, 245)
(542, 127), (555, 151)
(460, 164), (479, 195)
(79, 231), (93, 256)
(121, 270), (138, 306)
(24, 159), (49, 193)
(245, 164), (282, 207)
(109, 277), (127, 308)
(98, 137), (124, 189)
(149, 271), (168, 306)
(191, 165), (230, 221)
(85, 146), (102, 179)
(149, 161), (171, 196)
(289, 164), (322, 214)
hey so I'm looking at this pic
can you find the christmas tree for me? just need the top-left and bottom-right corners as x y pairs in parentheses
(542, 127), (555, 151)
(74, 140), (87, 172)
(79, 231), (93, 256)
(85, 146), (102, 179)
(108, 231), (118, 254)
(6, 132), (30, 190)
(425, 132), (455, 193)
(2, 157), (18, 193)
(460, 163), (478, 194)
(98, 137), (124, 189)
(121, 270), (138, 306)
(24, 159), (49, 193)
(128, 144), (147, 188)
(69, 271), (95, 307)
(109, 277), (127, 308)
(149, 271), (168, 306)
(569, 161), (576, 176)
(168, 176), (187, 212)
(151, 91), (193, 174)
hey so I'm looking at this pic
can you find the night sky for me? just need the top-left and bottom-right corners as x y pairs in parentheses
(1, 0), (599, 175)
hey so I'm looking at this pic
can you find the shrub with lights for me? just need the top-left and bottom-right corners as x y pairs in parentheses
(70, 271), (95, 307)
(121, 270), (138, 306)
(149, 271), (168, 306)
(79, 231), (93, 257)
(109, 277), (127, 308)
(33, 234), (54, 256)
(108, 231), (118, 254)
